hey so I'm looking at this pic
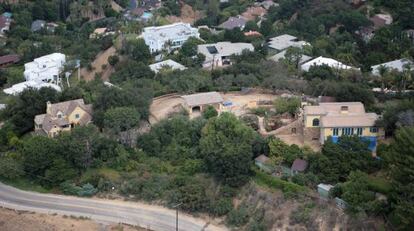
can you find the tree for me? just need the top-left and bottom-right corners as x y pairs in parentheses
(3, 87), (59, 135)
(309, 136), (377, 183)
(20, 136), (59, 184)
(200, 113), (254, 186)
(104, 107), (140, 134)
(385, 127), (414, 230)
(0, 156), (24, 180)
(224, 28), (246, 43)
(284, 47), (303, 69)
(202, 105), (218, 119)
(268, 138), (303, 166)
(273, 97), (301, 116)
(339, 171), (383, 215)
(108, 55), (119, 66)
(122, 38), (151, 63)
(180, 37), (203, 57)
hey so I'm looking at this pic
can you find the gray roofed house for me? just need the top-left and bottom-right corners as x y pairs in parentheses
(269, 50), (313, 64)
(268, 34), (310, 51)
(181, 92), (224, 118)
(371, 58), (414, 76)
(197, 42), (254, 68)
(31, 19), (46, 32)
(218, 16), (247, 30)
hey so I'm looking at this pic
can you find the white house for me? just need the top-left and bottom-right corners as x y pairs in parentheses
(24, 53), (66, 84)
(149, 59), (186, 73)
(371, 58), (414, 76)
(301, 56), (357, 72)
(197, 42), (254, 68)
(142, 23), (200, 53)
(3, 80), (61, 95)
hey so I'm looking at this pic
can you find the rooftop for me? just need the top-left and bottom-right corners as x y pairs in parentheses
(269, 50), (313, 64)
(304, 102), (366, 115)
(198, 42), (254, 59)
(255, 154), (270, 164)
(182, 92), (224, 107)
(371, 58), (414, 76)
(218, 16), (247, 30)
(149, 59), (186, 73)
(3, 81), (61, 95)
(301, 56), (357, 71)
(291, 159), (308, 172)
(321, 113), (378, 127)
(142, 23), (199, 41)
(268, 34), (309, 51)
(0, 54), (20, 65)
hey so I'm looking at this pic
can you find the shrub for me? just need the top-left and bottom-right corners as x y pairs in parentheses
(226, 205), (249, 227)
(77, 183), (98, 197)
(210, 198), (233, 216)
(0, 156), (24, 180)
(60, 181), (82, 195)
(202, 105), (218, 119)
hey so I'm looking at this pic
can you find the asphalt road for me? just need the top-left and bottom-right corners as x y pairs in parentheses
(0, 182), (227, 231)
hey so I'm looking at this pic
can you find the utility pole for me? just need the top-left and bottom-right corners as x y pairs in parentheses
(173, 203), (182, 231)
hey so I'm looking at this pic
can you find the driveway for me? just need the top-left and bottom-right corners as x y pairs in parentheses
(0, 182), (227, 231)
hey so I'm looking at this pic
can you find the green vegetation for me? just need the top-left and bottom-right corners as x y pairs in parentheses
(254, 169), (306, 197)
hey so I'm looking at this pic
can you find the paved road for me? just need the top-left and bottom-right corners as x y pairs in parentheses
(0, 182), (227, 231)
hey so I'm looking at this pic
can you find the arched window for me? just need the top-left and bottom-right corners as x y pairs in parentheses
(312, 118), (320, 127)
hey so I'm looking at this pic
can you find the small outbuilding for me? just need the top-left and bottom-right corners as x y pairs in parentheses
(317, 183), (334, 199)
(291, 158), (308, 175)
(181, 92), (223, 118)
(255, 155), (274, 173)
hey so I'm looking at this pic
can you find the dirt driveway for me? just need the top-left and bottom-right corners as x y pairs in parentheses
(0, 207), (149, 231)
(149, 91), (277, 124)
(149, 94), (185, 124)
(81, 46), (117, 82)
(221, 92), (278, 116)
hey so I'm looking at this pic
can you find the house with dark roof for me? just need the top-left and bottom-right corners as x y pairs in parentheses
(34, 99), (93, 137)
(31, 19), (46, 32)
(218, 16), (247, 30)
(291, 159), (308, 175)
(0, 54), (20, 68)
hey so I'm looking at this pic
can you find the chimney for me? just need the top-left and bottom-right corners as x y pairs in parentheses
(340, 106), (349, 114)
(46, 101), (52, 114)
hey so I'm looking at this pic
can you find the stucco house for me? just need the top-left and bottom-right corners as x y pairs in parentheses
(197, 42), (254, 69)
(34, 99), (93, 137)
(304, 102), (383, 150)
(142, 23), (199, 53)
(181, 92), (224, 118)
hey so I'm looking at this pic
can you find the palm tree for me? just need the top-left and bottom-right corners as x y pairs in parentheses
(401, 63), (412, 91)
(377, 65), (388, 92)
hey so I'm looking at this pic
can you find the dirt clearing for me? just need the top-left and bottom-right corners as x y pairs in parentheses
(166, 4), (203, 25)
(0, 207), (150, 231)
(81, 46), (117, 82)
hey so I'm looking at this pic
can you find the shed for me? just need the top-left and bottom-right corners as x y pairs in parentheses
(181, 92), (224, 118)
(291, 159), (308, 175)
(255, 155), (273, 173)
(317, 183), (334, 199)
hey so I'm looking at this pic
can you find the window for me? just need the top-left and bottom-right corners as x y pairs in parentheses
(333, 128), (339, 136)
(75, 114), (80, 119)
(312, 118), (320, 126)
(357, 128), (363, 136)
(370, 127), (378, 133)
